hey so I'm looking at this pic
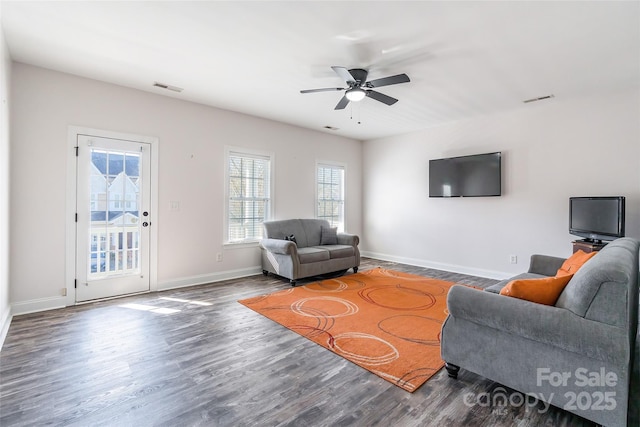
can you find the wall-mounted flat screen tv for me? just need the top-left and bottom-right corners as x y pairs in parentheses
(569, 196), (625, 243)
(429, 152), (501, 197)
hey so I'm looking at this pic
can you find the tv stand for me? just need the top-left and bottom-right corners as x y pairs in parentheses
(583, 238), (603, 244)
(572, 240), (607, 254)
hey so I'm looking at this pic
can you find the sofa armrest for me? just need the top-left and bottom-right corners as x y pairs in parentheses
(337, 233), (359, 247)
(446, 285), (627, 364)
(259, 238), (298, 255)
(528, 254), (566, 276)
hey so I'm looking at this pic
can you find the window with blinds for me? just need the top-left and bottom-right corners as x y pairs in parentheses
(226, 150), (272, 243)
(316, 163), (345, 231)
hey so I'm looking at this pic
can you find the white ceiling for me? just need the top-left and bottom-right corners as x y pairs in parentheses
(2, 1), (639, 140)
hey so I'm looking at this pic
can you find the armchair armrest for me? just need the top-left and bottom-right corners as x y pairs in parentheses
(337, 233), (359, 247)
(259, 238), (298, 255)
(528, 254), (566, 276)
(446, 285), (626, 365)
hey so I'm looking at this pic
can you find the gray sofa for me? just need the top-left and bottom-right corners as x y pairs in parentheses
(259, 219), (360, 285)
(441, 237), (639, 427)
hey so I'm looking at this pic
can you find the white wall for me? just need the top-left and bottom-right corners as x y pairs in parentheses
(0, 3), (12, 344)
(8, 62), (639, 314)
(10, 63), (362, 311)
(362, 90), (640, 279)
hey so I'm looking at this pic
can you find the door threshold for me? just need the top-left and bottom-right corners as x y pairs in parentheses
(75, 290), (151, 305)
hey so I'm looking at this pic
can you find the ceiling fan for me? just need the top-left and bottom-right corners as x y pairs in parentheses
(300, 66), (410, 110)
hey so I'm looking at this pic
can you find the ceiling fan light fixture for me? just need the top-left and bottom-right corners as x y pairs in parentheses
(345, 88), (366, 102)
(301, 66), (408, 110)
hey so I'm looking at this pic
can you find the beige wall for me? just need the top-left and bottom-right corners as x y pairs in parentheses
(10, 63), (362, 311)
(362, 89), (640, 279)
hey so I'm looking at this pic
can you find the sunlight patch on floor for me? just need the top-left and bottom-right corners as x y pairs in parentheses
(119, 303), (181, 314)
(159, 296), (212, 306)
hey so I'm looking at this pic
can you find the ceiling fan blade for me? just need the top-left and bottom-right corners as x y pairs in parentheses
(300, 87), (344, 94)
(331, 66), (356, 84)
(334, 95), (350, 110)
(366, 73), (410, 88)
(366, 90), (398, 106)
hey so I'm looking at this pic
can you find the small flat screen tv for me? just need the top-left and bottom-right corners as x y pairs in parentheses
(429, 152), (501, 197)
(569, 196), (625, 243)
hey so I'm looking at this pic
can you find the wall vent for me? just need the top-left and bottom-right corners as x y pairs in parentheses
(523, 94), (554, 104)
(153, 82), (184, 93)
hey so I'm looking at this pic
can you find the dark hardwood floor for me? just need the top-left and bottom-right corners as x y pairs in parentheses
(1, 258), (637, 426)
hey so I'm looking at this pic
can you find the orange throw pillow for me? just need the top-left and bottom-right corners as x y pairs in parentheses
(500, 275), (574, 306)
(556, 250), (597, 277)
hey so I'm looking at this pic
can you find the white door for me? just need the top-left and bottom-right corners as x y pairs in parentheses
(76, 135), (151, 302)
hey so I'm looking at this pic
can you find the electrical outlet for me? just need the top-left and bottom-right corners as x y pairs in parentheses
(509, 255), (518, 264)
(61, 288), (67, 296)
(216, 253), (223, 262)
(169, 201), (180, 211)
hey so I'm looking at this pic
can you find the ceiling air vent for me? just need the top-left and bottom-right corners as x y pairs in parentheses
(523, 94), (554, 104)
(153, 82), (184, 93)
(323, 126), (339, 131)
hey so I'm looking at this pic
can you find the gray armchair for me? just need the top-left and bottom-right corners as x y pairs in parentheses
(441, 237), (639, 426)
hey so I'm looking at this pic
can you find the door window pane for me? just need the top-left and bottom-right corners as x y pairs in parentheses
(88, 148), (142, 277)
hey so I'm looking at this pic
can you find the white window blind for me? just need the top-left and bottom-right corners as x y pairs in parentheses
(227, 151), (272, 243)
(316, 163), (345, 231)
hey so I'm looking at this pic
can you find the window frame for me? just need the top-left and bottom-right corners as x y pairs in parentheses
(315, 160), (346, 232)
(224, 146), (274, 246)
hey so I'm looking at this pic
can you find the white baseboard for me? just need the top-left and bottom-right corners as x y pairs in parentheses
(157, 266), (262, 291)
(11, 295), (67, 317)
(360, 250), (511, 280)
(9, 267), (263, 318)
(0, 308), (12, 350)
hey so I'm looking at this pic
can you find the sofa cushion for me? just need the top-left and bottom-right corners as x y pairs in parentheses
(297, 247), (330, 264)
(263, 219), (331, 248)
(556, 238), (634, 317)
(299, 219), (329, 246)
(556, 250), (596, 277)
(320, 244), (354, 259)
(320, 226), (338, 245)
(485, 273), (548, 294)
(499, 275), (573, 305)
(264, 219), (308, 247)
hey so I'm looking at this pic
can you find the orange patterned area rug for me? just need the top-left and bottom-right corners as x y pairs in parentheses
(238, 268), (456, 392)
